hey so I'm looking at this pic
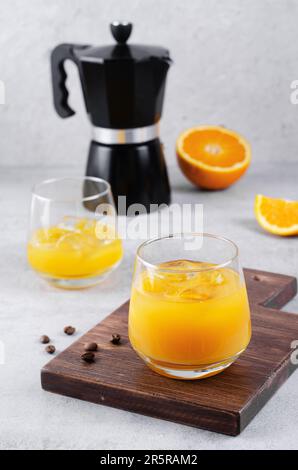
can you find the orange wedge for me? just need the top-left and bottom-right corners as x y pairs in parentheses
(177, 126), (251, 190)
(255, 195), (298, 236)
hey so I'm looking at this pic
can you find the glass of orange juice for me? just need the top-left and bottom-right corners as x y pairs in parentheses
(129, 233), (251, 380)
(27, 177), (123, 289)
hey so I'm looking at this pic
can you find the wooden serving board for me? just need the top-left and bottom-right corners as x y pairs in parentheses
(41, 269), (298, 436)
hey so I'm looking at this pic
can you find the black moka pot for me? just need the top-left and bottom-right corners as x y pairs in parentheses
(51, 22), (172, 212)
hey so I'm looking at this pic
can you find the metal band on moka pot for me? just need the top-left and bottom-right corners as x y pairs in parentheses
(92, 123), (160, 145)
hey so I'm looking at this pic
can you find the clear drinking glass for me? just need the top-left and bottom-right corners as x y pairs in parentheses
(129, 233), (251, 380)
(27, 177), (123, 289)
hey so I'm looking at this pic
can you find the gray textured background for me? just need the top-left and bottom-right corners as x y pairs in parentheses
(1, 0), (298, 168)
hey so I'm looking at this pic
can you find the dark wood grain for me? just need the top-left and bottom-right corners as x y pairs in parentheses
(41, 269), (298, 436)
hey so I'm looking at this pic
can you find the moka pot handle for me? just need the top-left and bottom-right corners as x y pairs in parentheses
(51, 43), (89, 118)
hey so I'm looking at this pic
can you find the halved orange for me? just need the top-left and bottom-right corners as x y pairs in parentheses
(255, 195), (298, 236)
(177, 126), (251, 190)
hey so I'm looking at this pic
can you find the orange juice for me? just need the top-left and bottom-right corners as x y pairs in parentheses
(27, 218), (123, 282)
(129, 260), (251, 378)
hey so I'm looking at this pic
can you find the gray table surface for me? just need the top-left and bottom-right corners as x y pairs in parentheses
(1, 162), (298, 450)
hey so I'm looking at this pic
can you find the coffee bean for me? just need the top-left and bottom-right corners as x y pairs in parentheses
(111, 334), (121, 345)
(64, 326), (76, 336)
(45, 345), (56, 354)
(81, 352), (95, 363)
(40, 335), (50, 344)
(84, 342), (98, 352)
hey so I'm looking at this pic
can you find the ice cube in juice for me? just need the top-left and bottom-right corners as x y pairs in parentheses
(27, 217), (123, 282)
(129, 260), (251, 378)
